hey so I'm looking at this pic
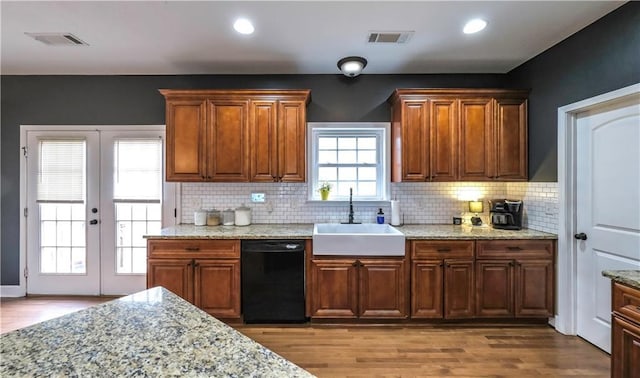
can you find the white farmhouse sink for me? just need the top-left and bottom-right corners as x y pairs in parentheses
(312, 223), (405, 256)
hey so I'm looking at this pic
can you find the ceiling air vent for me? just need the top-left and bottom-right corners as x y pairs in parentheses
(367, 31), (414, 44)
(25, 33), (89, 46)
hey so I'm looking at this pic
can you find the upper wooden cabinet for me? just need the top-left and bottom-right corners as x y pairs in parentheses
(389, 89), (528, 182)
(160, 89), (310, 182)
(250, 99), (308, 182)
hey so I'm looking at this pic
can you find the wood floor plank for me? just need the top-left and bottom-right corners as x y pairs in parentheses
(0, 297), (610, 377)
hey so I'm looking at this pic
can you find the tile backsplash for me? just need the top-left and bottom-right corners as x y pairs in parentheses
(180, 181), (558, 233)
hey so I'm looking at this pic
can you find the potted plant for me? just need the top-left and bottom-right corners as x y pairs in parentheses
(318, 182), (332, 200)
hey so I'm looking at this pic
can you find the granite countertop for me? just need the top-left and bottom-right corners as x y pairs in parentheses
(145, 223), (557, 240)
(0, 287), (314, 377)
(602, 270), (640, 291)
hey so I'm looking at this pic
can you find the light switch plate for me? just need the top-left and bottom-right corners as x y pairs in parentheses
(251, 193), (266, 203)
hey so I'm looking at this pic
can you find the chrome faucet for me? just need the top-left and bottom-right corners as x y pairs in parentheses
(342, 188), (361, 224)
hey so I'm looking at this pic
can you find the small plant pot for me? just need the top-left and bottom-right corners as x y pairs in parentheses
(320, 190), (330, 200)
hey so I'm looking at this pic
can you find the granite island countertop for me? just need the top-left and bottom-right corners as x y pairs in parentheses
(145, 223), (557, 240)
(0, 287), (314, 377)
(602, 270), (640, 291)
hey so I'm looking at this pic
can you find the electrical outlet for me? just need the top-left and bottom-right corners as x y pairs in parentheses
(251, 193), (266, 203)
(545, 203), (555, 215)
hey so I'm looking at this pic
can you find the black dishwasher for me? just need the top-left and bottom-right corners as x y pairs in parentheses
(241, 240), (307, 323)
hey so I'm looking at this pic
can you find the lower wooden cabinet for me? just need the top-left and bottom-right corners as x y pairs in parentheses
(309, 257), (408, 319)
(610, 281), (640, 378)
(475, 240), (554, 318)
(147, 239), (241, 319)
(411, 241), (475, 319)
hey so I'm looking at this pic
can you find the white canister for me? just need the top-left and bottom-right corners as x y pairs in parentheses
(234, 205), (252, 226)
(194, 209), (207, 226)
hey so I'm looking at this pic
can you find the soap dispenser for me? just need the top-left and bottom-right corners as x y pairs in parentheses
(376, 208), (385, 224)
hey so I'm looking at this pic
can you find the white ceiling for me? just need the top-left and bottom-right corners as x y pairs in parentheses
(0, 1), (626, 75)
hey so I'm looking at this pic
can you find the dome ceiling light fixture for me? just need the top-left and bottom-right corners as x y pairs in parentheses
(337, 56), (368, 77)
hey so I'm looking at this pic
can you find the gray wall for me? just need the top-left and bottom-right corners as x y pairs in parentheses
(1, 74), (506, 285)
(508, 2), (640, 181)
(2, 1), (638, 286)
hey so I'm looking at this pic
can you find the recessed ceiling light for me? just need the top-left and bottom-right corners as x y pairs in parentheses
(233, 18), (254, 35)
(463, 18), (487, 34)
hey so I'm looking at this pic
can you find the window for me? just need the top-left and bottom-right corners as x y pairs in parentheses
(308, 122), (389, 201)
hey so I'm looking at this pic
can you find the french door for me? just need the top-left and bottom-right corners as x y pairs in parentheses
(25, 127), (174, 295)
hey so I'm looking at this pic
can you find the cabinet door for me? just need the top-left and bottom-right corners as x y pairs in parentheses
(207, 100), (250, 181)
(494, 98), (528, 180)
(476, 260), (513, 317)
(250, 100), (278, 182)
(515, 259), (554, 317)
(194, 259), (241, 318)
(411, 260), (443, 318)
(430, 99), (458, 181)
(444, 260), (475, 319)
(611, 315), (640, 378)
(397, 99), (430, 181)
(165, 100), (206, 181)
(147, 258), (193, 303)
(359, 258), (408, 319)
(277, 100), (307, 182)
(309, 259), (358, 318)
(458, 98), (493, 180)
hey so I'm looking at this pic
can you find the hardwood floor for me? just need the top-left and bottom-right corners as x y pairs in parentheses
(1, 297), (610, 377)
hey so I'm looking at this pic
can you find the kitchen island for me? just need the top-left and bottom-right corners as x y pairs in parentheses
(0, 287), (314, 377)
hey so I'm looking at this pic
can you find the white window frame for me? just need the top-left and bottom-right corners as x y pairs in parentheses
(307, 122), (390, 202)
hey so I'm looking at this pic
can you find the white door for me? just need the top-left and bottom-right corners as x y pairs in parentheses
(576, 94), (640, 352)
(100, 131), (170, 295)
(25, 127), (174, 295)
(26, 131), (101, 295)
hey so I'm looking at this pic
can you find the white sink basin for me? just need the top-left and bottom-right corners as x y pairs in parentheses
(312, 223), (405, 256)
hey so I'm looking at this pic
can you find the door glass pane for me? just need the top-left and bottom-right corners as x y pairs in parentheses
(112, 138), (163, 274)
(37, 140), (85, 202)
(39, 203), (86, 274)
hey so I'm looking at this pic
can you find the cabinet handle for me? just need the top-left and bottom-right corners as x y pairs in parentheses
(437, 248), (451, 252)
(194, 261), (200, 267)
(185, 247), (200, 251)
(507, 246), (523, 251)
(509, 261), (514, 266)
(352, 261), (358, 267)
(201, 175), (205, 180)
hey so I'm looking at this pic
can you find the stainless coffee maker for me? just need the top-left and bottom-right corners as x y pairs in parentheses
(489, 199), (523, 230)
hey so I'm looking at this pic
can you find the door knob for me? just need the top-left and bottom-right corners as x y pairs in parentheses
(574, 233), (587, 240)
(89, 219), (98, 225)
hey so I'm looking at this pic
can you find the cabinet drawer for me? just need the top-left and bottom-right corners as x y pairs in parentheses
(147, 239), (240, 259)
(476, 240), (554, 259)
(613, 282), (640, 324)
(412, 240), (474, 259)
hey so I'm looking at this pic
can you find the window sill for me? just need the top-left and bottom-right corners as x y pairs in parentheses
(306, 199), (390, 206)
